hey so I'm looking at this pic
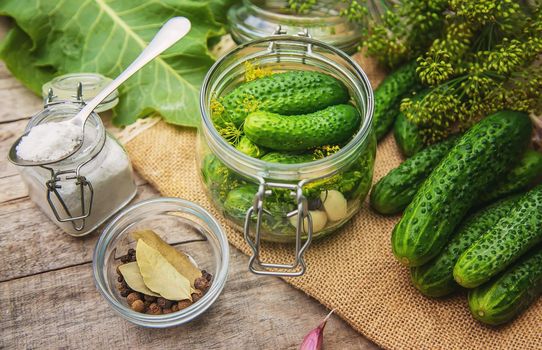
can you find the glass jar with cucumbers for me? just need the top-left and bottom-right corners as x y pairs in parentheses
(197, 33), (375, 276)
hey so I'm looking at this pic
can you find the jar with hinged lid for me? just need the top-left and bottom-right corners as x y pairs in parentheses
(197, 32), (375, 276)
(15, 96), (137, 237)
(227, 0), (363, 54)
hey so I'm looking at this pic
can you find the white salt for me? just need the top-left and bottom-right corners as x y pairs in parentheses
(16, 121), (82, 162)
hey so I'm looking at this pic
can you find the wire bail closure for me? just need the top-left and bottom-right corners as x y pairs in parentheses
(268, 25), (313, 57)
(40, 82), (102, 231)
(244, 179), (313, 276)
(46, 169), (94, 231)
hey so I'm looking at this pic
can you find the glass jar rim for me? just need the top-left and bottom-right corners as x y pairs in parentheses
(200, 35), (374, 182)
(241, 0), (344, 22)
(228, 0), (362, 54)
(25, 102), (106, 168)
(42, 73), (119, 112)
(92, 197), (230, 328)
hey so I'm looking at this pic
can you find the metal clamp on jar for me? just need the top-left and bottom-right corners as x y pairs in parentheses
(15, 80), (137, 237)
(198, 29), (375, 276)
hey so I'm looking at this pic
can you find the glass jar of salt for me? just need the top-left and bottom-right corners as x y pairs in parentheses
(15, 102), (137, 236)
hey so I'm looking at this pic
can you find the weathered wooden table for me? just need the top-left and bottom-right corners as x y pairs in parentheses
(0, 19), (378, 349)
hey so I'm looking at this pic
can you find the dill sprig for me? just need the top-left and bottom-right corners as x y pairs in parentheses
(405, 1), (542, 142)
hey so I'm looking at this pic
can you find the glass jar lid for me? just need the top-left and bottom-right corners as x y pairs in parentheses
(227, 0), (362, 54)
(42, 73), (119, 112)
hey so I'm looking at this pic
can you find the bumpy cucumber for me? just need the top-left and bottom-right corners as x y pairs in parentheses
(479, 149), (542, 204)
(370, 136), (457, 215)
(223, 185), (258, 221)
(454, 184), (542, 288)
(411, 196), (520, 297)
(261, 152), (314, 164)
(236, 136), (267, 158)
(392, 111), (532, 267)
(373, 61), (420, 140)
(394, 112), (424, 157)
(468, 246), (542, 326)
(220, 71), (349, 127)
(244, 104), (360, 151)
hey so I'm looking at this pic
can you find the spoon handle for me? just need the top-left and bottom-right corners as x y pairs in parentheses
(74, 17), (191, 125)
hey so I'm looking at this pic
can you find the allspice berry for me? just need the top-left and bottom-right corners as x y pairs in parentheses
(177, 299), (192, 310)
(191, 292), (202, 303)
(194, 276), (210, 291)
(147, 303), (162, 315)
(131, 299), (145, 313)
(126, 292), (141, 306)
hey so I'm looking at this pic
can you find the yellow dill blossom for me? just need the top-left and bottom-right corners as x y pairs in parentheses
(210, 97), (225, 118)
(241, 94), (260, 114)
(244, 61), (272, 82)
(313, 145), (341, 159)
(217, 121), (243, 145)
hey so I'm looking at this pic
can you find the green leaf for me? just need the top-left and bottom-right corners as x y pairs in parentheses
(0, 0), (236, 126)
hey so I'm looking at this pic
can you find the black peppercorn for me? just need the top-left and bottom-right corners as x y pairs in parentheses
(202, 270), (212, 282)
(144, 294), (157, 302)
(157, 297), (173, 309)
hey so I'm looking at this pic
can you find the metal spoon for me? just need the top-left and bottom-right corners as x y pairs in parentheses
(9, 17), (191, 167)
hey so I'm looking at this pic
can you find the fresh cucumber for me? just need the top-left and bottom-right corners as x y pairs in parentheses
(411, 196), (520, 297)
(223, 185), (258, 221)
(261, 152), (314, 164)
(468, 246), (542, 326)
(236, 136), (267, 158)
(220, 71), (349, 127)
(454, 184), (542, 288)
(393, 90), (428, 157)
(373, 61), (420, 140)
(370, 136), (457, 215)
(244, 104), (360, 151)
(392, 111), (532, 267)
(394, 112), (424, 157)
(479, 149), (542, 204)
(372, 147), (540, 215)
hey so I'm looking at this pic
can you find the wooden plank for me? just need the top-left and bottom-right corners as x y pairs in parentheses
(0, 119), (27, 179)
(0, 252), (373, 350)
(0, 64), (42, 123)
(0, 174), (26, 203)
(0, 183), (158, 281)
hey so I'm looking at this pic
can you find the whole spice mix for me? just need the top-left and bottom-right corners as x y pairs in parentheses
(116, 230), (212, 315)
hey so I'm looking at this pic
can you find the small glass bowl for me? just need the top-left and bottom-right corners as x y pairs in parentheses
(93, 198), (229, 328)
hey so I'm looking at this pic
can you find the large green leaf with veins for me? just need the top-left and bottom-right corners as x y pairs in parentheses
(0, 0), (236, 126)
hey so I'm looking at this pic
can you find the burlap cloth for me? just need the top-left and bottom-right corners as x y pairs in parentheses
(124, 54), (541, 349)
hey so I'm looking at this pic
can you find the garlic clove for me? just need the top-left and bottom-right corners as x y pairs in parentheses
(320, 190), (348, 222)
(299, 309), (334, 350)
(289, 210), (328, 233)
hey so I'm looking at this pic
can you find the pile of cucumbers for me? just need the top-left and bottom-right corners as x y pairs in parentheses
(202, 69), (375, 239)
(371, 110), (542, 325)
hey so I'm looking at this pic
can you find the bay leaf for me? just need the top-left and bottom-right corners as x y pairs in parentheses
(131, 230), (202, 288)
(118, 262), (161, 297)
(136, 240), (192, 301)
